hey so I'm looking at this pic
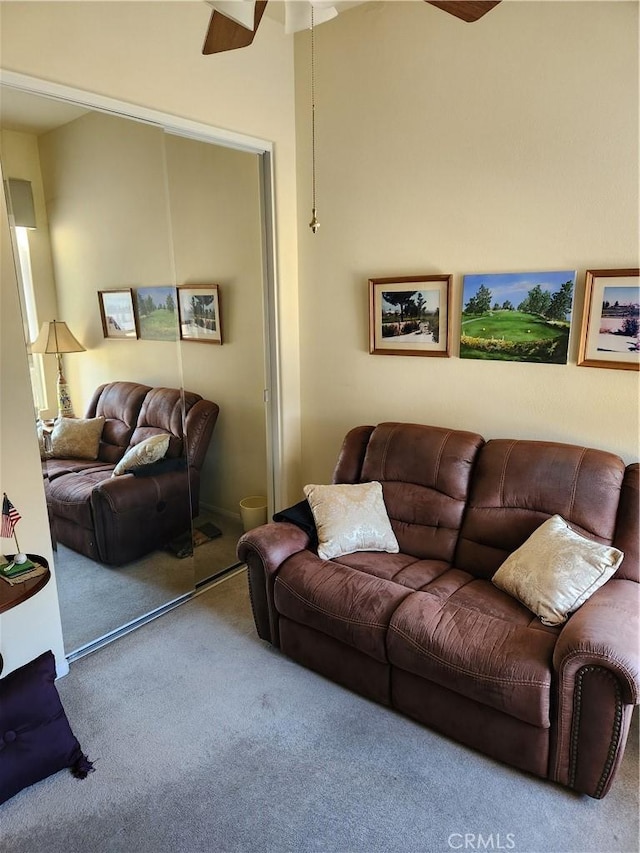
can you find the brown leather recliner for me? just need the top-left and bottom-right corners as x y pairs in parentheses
(238, 422), (639, 798)
(45, 381), (219, 565)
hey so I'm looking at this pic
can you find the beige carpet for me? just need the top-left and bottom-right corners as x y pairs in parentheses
(55, 510), (244, 653)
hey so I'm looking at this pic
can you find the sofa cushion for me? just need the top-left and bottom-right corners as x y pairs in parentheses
(492, 514), (623, 626)
(49, 417), (105, 460)
(336, 551), (451, 590)
(129, 387), (194, 458)
(112, 433), (170, 476)
(455, 439), (626, 580)
(304, 481), (399, 560)
(86, 381), (151, 464)
(44, 459), (113, 481)
(274, 553), (413, 663)
(387, 570), (559, 727)
(46, 470), (112, 528)
(340, 422), (484, 562)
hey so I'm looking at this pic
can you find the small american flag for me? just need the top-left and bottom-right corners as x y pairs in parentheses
(1, 493), (21, 538)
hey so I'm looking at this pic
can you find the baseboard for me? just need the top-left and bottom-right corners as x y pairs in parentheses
(200, 502), (241, 523)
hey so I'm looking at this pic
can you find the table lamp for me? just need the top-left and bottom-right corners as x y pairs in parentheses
(31, 320), (86, 418)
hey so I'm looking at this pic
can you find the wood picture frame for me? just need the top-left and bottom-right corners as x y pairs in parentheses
(578, 269), (640, 370)
(369, 275), (451, 357)
(177, 284), (222, 344)
(98, 288), (139, 339)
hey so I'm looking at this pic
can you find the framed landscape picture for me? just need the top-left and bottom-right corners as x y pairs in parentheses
(459, 270), (576, 363)
(578, 269), (640, 370)
(177, 284), (222, 344)
(98, 289), (138, 339)
(136, 286), (178, 341)
(369, 275), (451, 357)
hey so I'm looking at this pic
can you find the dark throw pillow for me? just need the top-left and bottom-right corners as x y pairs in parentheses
(130, 456), (187, 477)
(272, 498), (318, 547)
(0, 650), (94, 804)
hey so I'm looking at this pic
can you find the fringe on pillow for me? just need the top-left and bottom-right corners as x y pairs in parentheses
(71, 752), (95, 779)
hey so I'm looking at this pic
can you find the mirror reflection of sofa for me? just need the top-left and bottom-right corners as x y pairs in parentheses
(42, 381), (219, 565)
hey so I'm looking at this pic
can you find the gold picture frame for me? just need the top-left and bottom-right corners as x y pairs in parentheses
(578, 269), (639, 370)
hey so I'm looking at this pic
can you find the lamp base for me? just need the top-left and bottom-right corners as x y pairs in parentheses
(57, 369), (75, 418)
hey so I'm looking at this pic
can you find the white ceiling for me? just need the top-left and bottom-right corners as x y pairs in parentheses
(0, 0), (369, 134)
(0, 87), (90, 135)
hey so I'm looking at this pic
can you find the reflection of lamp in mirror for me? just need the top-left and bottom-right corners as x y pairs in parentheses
(31, 321), (86, 418)
(5, 178), (37, 229)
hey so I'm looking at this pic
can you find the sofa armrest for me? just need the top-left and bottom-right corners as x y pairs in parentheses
(237, 521), (312, 577)
(553, 579), (639, 705)
(237, 522), (312, 646)
(91, 470), (192, 564)
(551, 579), (639, 796)
(93, 469), (189, 513)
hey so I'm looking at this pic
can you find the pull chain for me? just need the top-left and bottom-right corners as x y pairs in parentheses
(309, 5), (320, 234)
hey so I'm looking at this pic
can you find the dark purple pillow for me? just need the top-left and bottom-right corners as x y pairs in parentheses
(0, 650), (93, 804)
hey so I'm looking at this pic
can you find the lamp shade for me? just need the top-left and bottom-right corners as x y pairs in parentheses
(31, 321), (86, 355)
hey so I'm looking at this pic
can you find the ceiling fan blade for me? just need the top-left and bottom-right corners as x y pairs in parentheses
(426, 1), (501, 23)
(202, 0), (268, 55)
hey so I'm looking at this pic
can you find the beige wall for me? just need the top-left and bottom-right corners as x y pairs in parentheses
(165, 134), (268, 511)
(38, 112), (179, 392)
(295, 0), (640, 485)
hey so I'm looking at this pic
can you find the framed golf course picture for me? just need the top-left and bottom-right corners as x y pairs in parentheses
(459, 270), (576, 363)
(136, 286), (179, 341)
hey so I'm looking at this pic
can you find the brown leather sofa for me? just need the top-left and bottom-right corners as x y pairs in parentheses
(238, 422), (639, 799)
(44, 381), (219, 565)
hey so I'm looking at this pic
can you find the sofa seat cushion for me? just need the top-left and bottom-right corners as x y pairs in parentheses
(46, 470), (113, 527)
(387, 569), (560, 727)
(44, 458), (113, 481)
(274, 552), (413, 663)
(336, 551), (452, 590)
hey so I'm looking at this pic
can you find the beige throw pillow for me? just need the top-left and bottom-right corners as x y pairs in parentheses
(112, 433), (170, 476)
(303, 481), (399, 561)
(492, 514), (623, 626)
(49, 416), (105, 461)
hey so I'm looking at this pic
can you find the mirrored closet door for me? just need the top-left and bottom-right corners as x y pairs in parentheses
(1, 82), (272, 658)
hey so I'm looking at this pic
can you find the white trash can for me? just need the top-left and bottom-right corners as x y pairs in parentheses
(239, 496), (268, 532)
